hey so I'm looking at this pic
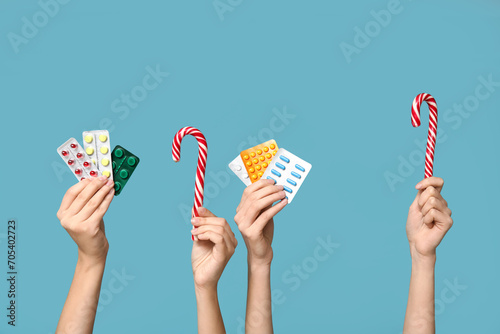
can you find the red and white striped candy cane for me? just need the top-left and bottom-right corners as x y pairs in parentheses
(172, 126), (208, 240)
(411, 93), (438, 178)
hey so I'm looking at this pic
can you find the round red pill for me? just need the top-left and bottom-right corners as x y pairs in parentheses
(62, 150), (69, 156)
(77, 153), (83, 159)
(90, 171), (97, 177)
(83, 161), (90, 168)
(70, 143), (77, 149)
(68, 160), (74, 166)
(75, 169), (82, 175)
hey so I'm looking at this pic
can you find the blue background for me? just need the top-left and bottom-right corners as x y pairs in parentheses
(1, 0), (499, 333)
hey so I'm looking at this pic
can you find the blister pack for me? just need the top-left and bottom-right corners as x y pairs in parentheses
(111, 145), (140, 195)
(228, 155), (252, 186)
(82, 130), (113, 179)
(57, 138), (100, 181)
(261, 148), (311, 203)
(239, 140), (278, 183)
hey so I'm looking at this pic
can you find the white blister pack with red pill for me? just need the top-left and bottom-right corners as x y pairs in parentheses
(261, 148), (311, 203)
(57, 138), (100, 181)
(82, 130), (113, 180)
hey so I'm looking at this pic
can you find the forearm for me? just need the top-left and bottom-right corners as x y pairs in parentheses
(56, 252), (106, 334)
(195, 286), (226, 334)
(403, 252), (436, 334)
(246, 262), (273, 334)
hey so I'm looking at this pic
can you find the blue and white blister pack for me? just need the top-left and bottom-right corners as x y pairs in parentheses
(261, 148), (312, 203)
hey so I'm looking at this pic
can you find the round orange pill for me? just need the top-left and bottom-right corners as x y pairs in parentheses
(257, 149), (262, 155)
(273, 151), (277, 155)
(256, 165), (261, 171)
(252, 175), (257, 180)
(262, 162), (268, 168)
(250, 152), (256, 158)
(266, 153), (272, 159)
(243, 154), (249, 160)
(258, 172), (263, 177)
(270, 144), (276, 149)
(259, 156), (265, 161)
(249, 168), (255, 173)
(263, 147), (269, 152)
(246, 161), (252, 166)
(252, 158), (258, 164)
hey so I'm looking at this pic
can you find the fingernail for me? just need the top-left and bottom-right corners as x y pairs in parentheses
(191, 228), (198, 234)
(281, 191), (286, 197)
(191, 218), (197, 224)
(106, 180), (114, 186)
(416, 183), (422, 189)
(99, 176), (107, 181)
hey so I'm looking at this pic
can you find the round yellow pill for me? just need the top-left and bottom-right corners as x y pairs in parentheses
(258, 172), (263, 177)
(86, 147), (94, 155)
(99, 134), (108, 142)
(259, 156), (265, 161)
(266, 153), (272, 159)
(92, 159), (96, 165)
(246, 161), (252, 167)
(270, 144), (276, 149)
(100, 146), (108, 154)
(256, 165), (261, 171)
(252, 159), (258, 164)
(84, 135), (93, 143)
(263, 147), (269, 152)
(243, 154), (249, 160)
(101, 158), (110, 166)
(257, 149), (262, 155)
(252, 175), (257, 180)
(102, 170), (111, 177)
(262, 162), (268, 168)
(249, 168), (255, 173)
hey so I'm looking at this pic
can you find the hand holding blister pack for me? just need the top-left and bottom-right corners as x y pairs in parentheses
(229, 140), (311, 203)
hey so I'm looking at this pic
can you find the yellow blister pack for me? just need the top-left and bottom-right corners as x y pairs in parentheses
(240, 140), (278, 183)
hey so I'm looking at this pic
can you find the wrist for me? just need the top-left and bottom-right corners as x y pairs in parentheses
(77, 249), (108, 270)
(194, 283), (218, 299)
(248, 261), (271, 276)
(409, 245), (436, 268)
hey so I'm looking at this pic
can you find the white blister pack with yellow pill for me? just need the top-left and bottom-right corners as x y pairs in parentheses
(82, 130), (113, 179)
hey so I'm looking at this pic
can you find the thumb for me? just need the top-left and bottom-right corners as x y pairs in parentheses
(198, 207), (217, 218)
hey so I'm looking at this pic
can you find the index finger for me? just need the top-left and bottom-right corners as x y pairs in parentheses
(415, 177), (444, 192)
(59, 179), (92, 212)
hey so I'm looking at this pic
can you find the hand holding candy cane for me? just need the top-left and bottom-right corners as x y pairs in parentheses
(172, 126), (207, 240)
(411, 93), (438, 178)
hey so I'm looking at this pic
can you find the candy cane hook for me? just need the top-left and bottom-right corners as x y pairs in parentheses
(411, 93), (438, 178)
(172, 126), (208, 239)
